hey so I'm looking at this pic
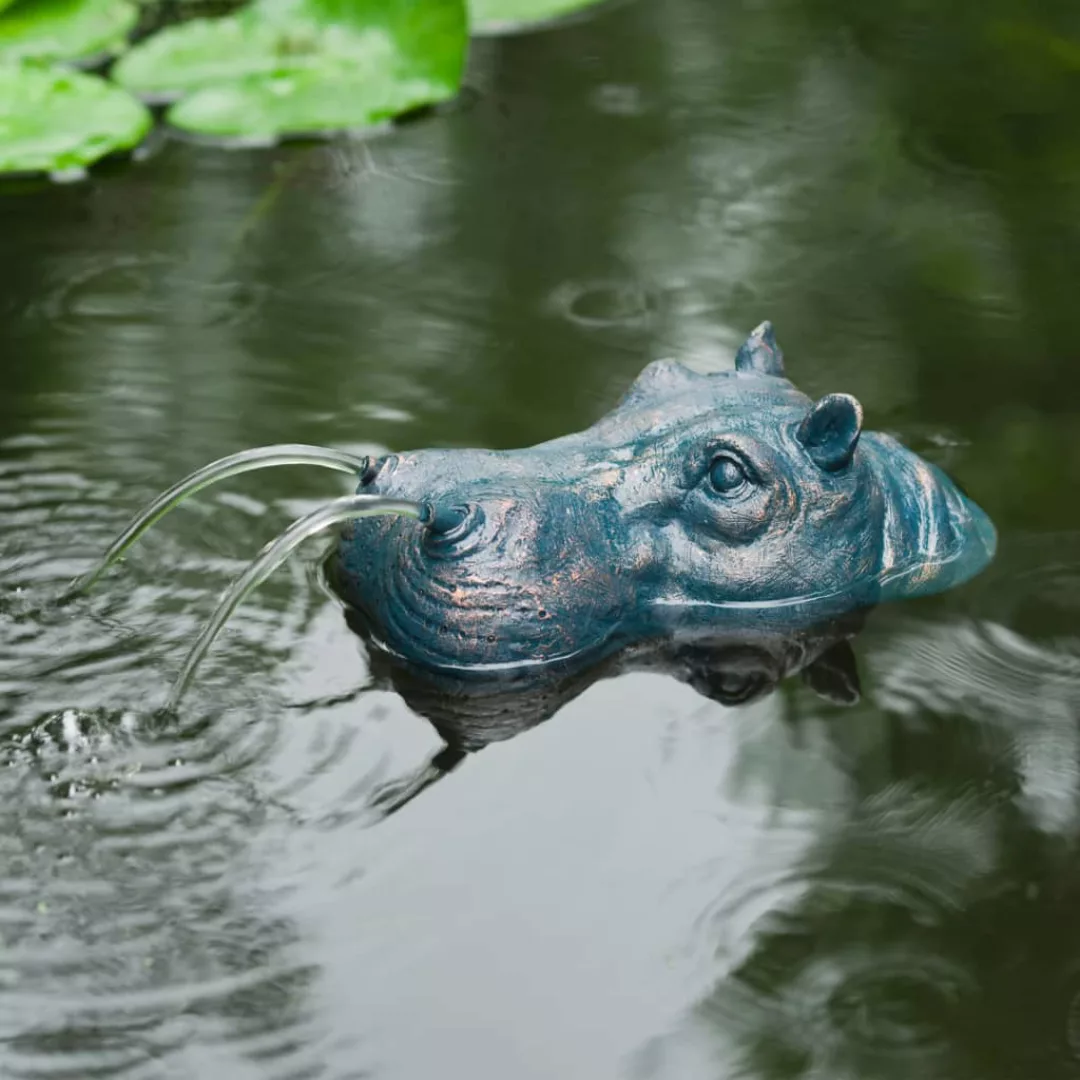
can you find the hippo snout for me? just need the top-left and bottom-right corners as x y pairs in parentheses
(357, 452), (495, 557)
(332, 452), (636, 671)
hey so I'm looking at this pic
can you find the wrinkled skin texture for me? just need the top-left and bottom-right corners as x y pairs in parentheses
(331, 323), (996, 675)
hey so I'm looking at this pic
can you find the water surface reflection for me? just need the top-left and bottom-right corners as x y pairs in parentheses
(1, 0), (1079, 1074)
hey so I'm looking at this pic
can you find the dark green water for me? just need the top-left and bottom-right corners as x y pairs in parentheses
(2, 0), (1080, 1076)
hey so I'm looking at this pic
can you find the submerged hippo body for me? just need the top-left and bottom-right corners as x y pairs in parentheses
(331, 323), (996, 675)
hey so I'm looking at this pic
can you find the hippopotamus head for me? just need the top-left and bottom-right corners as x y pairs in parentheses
(330, 322), (996, 674)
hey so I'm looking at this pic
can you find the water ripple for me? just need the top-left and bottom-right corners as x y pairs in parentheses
(31, 254), (268, 334)
(548, 277), (659, 329)
(0, 411), (381, 1076)
(870, 592), (1080, 836)
(0, 695), (330, 1078)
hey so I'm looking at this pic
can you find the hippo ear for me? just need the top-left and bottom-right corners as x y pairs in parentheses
(796, 393), (863, 471)
(734, 321), (785, 376)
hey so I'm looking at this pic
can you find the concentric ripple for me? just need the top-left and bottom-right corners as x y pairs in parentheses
(869, 563), (1080, 837)
(0, 409), (398, 1076)
(547, 277), (659, 330)
(670, 782), (993, 1080)
(31, 254), (268, 334)
(0, 701), (329, 1079)
(709, 943), (975, 1076)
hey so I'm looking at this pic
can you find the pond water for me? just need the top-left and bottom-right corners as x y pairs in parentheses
(2, 0), (1080, 1076)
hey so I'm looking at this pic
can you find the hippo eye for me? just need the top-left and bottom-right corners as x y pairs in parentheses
(709, 454), (748, 495)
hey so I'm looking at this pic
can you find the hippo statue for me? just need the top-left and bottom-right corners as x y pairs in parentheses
(329, 322), (996, 677)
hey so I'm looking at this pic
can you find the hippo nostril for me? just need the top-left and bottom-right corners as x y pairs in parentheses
(357, 457), (378, 486)
(427, 504), (469, 535)
(421, 502), (484, 552)
(359, 454), (397, 487)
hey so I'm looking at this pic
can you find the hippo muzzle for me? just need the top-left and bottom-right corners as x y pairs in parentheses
(332, 449), (641, 670)
(330, 323), (997, 674)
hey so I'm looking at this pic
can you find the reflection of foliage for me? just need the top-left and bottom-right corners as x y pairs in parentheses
(696, 782), (1003, 1080)
(661, 582), (1080, 1080)
(840, 1), (1080, 427)
(643, 0), (1080, 533)
(690, 770), (1080, 1080)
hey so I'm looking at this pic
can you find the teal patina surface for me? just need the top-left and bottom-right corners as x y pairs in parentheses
(332, 322), (996, 674)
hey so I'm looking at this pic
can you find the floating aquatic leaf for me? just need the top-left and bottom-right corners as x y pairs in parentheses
(113, 0), (467, 137)
(468, 0), (611, 34)
(0, 62), (151, 176)
(112, 9), (314, 103)
(0, 0), (138, 64)
(168, 67), (446, 140)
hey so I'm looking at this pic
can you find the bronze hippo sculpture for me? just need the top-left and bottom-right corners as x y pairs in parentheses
(330, 322), (996, 675)
(65, 321), (995, 713)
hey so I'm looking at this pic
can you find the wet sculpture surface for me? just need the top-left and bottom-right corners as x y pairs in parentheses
(331, 322), (996, 676)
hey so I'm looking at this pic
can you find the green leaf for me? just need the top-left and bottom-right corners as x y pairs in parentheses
(168, 66), (446, 139)
(112, 10), (308, 101)
(0, 0), (138, 64)
(0, 62), (151, 175)
(468, 0), (609, 34)
(113, 0), (467, 138)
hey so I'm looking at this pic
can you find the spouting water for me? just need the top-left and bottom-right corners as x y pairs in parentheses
(61, 444), (371, 600)
(166, 493), (426, 711)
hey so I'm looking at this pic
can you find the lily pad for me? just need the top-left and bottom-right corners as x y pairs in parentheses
(168, 67), (447, 140)
(0, 62), (151, 175)
(113, 0), (467, 138)
(468, 0), (612, 34)
(0, 0), (138, 64)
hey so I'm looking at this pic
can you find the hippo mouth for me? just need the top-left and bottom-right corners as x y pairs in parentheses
(333, 545), (602, 672)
